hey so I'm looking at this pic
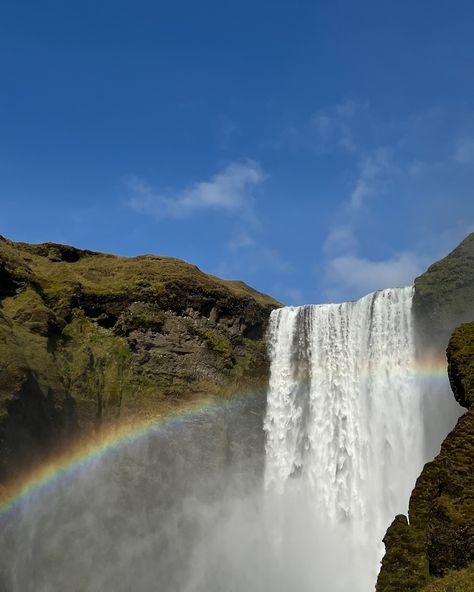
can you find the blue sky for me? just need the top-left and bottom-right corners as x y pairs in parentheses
(1, 0), (474, 304)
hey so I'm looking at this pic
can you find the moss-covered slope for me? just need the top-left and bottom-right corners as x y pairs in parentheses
(0, 236), (280, 479)
(414, 233), (474, 347)
(377, 322), (474, 592)
(447, 323), (474, 409)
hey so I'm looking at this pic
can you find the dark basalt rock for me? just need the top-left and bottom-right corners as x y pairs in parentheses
(0, 258), (18, 298)
(447, 323), (474, 409)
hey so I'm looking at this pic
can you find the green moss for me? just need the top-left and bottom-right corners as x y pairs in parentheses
(447, 323), (474, 408)
(0, 236), (281, 309)
(378, 320), (474, 591)
(230, 339), (266, 381)
(55, 309), (130, 422)
(414, 233), (474, 346)
(420, 564), (474, 591)
(377, 515), (430, 592)
(0, 236), (280, 478)
(116, 302), (168, 333)
(0, 289), (62, 397)
(202, 330), (232, 356)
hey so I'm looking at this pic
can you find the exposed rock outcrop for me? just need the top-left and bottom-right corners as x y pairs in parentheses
(0, 236), (280, 480)
(377, 323), (474, 592)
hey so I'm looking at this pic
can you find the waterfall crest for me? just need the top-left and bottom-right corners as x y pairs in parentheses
(264, 287), (425, 587)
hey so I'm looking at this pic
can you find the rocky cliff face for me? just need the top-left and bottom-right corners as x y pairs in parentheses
(377, 234), (474, 592)
(377, 323), (474, 592)
(0, 236), (280, 480)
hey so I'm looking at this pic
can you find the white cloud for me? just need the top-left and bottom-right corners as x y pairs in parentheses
(127, 160), (265, 219)
(325, 252), (427, 301)
(349, 148), (397, 210)
(453, 139), (474, 164)
(317, 105), (474, 303)
(320, 146), (402, 300)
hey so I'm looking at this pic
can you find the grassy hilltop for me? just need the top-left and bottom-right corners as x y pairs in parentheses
(0, 236), (280, 478)
(414, 233), (474, 347)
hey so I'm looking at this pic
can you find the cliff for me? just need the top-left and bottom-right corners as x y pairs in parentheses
(413, 233), (474, 348)
(377, 234), (474, 592)
(377, 323), (474, 592)
(0, 236), (280, 480)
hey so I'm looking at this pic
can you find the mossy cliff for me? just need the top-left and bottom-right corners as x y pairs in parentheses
(413, 233), (474, 348)
(377, 231), (474, 592)
(0, 236), (280, 479)
(377, 323), (474, 592)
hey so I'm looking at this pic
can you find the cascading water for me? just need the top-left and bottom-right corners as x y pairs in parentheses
(264, 287), (426, 589)
(0, 287), (460, 592)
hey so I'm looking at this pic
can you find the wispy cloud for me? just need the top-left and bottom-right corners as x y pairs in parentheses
(226, 232), (256, 250)
(274, 98), (367, 154)
(310, 99), (360, 154)
(453, 138), (474, 164)
(322, 155), (422, 300)
(222, 230), (291, 276)
(325, 252), (427, 301)
(127, 160), (289, 283)
(348, 148), (397, 210)
(321, 130), (474, 300)
(275, 99), (474, 303)
(127, 160), (265, 220)
(316, 104), (425, 300)
(323, 224), (357, 256)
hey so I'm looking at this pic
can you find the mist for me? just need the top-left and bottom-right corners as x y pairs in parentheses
(0, 394), (361, 592)
(0, 289), (463, 592)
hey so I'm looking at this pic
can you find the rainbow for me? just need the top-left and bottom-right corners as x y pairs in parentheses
(0, 358), (449, 518)
(0, 392), (256, 518)
(363, 357), (449, 383)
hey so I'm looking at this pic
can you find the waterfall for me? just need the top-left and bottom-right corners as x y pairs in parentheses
(264, 287), (425, 589)
(1, 286), (459, 592)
